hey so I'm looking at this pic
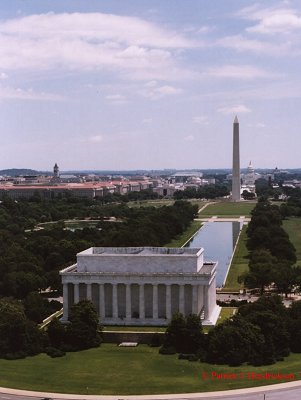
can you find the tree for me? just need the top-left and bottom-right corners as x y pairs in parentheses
(239, 249), (275, 295)
(66, 300), (102, 351)
(272, 263), (300, 298)
(47, 319), (66, 349)
(206, 315), (265, 366)
(245, 310), (290, 360)
(242, 190), (255, 200)
(161, 313), (205, 354)
(23, 292), (48, 323)
(0, 298), (43, 358)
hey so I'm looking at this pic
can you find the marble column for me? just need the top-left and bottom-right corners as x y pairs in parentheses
(74, 283), (79, 304)
(166, 284), (171, 320)
(139, 284), (145, 319)
(62, 283), (69, 321)
(153, 284), (158, 319)
(192, 285), (198, 315)
(126, 284), (131, 319)
(99, 284), (105, 319)
(112, 284), (118, 319)
(203, 285), (208, 319)
(86, 283), (92, 301)
(179, 285), (185, 315)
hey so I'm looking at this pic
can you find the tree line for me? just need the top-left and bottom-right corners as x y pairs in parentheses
(174, 185), (229, 200)
(0, 197), (197, 300)
(239, 199), (301, 296)
(160, 296), (301, 366)
(0, 298), (100, 359)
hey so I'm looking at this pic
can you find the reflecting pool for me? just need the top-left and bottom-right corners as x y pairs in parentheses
(185, 221), (243, 287)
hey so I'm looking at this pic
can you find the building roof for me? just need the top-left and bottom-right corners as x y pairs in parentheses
(80, 247), (203, 256)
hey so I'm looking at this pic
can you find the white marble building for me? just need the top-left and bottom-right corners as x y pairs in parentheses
(60, 247), (220, 326)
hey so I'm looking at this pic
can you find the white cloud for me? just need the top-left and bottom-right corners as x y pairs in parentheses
(154, 85), (182, 95)
(142, 84), (182, 99)
(216, 35), (288, 55)
(105, 94), (125, 100)
(88, 135), (103, 143)
(0, 12), (197, 82)
(193, 116), (209, 125)
(0, 85), (64, 101)
(205, 65), (277, 80)
(105, 93), (128, 104)
(217, 104), (251, 115)
(144, 80), (158, 88)
(184, 135), (194, 141)
(0, 72), (8, 80)
(237, 5), (301, 34)
(142, 118), (153, 124)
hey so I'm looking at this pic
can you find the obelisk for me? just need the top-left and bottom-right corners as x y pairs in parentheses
(232, 116), (241, 201)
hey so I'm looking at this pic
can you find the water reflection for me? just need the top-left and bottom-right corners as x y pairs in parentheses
(185, 222), (243, 287)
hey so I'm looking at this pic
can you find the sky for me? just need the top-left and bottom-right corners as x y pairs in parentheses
(1, 0), (301, 171)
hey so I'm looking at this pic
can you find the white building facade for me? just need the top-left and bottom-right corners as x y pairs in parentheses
(60, 247), (220, 326)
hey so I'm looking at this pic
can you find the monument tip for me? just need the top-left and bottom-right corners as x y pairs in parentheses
(234, 115), (239, 124)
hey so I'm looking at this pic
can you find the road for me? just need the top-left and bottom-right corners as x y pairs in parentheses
(2, 382), (301, 400)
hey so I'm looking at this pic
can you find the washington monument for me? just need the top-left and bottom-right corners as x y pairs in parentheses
(232, 116), (241, 201)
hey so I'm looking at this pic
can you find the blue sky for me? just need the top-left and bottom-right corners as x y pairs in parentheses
(1, 0), (301, 170)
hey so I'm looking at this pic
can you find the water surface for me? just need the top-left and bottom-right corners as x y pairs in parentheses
(186, 222), (242, 287)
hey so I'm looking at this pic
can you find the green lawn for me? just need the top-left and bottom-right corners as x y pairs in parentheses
(103, 326), (166, 332)
(0, 345), (301, 395)
(127, 199), (205, 209)
(283, 218), (301, 263)
(127, 199), (175, 208)
(199, 201), (256, 217)
(222, 225), (249, 292)
(165, 220), (202, 248)
(217, 307), (237, 324)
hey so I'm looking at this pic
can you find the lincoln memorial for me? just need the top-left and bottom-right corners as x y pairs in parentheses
(60, 247), (220, 326)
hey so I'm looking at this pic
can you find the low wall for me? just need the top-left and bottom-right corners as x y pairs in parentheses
(102, 331), (164, 344)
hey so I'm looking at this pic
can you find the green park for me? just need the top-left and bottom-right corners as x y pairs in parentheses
(0, 344), (301, 395)
(1, 197), (301, 395)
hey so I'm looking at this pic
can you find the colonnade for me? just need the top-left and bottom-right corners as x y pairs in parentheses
(62, 281), (210, 325)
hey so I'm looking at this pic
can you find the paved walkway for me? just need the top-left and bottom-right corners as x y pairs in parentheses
(197, 202), (216, 214)
(195, 217), (251, 222)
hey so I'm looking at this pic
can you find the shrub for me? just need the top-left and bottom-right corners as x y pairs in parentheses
(4, 352), (26, 360)
(149, 333), (162, 347)
(159, 345), (176, 355)
(45, 346), (66, 358)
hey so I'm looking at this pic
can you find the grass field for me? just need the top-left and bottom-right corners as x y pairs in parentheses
(199, 201), (256, 217)
(216, 307), (237, 324)
(103, 326), (166, 332)
(37, 220), (102, 231)
(0, 344), (300, 395)
(164, 220), (202, 248)
(283, 218), (301, 263)
(127, 199), (175, 208)
(127, 199), (205, 209)
(222, 225), (249, 292)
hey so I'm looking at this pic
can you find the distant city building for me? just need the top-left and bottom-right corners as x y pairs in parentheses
(170, 171), (203, 184)
(53, 163), (59, 178)
(240, 161), (261, 195)
(60, 247), (220, 326)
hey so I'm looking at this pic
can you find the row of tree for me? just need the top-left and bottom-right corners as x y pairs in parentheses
(239, 199), (301, 296)
(161, 296), (301, 366)
(0, 298), (100, 359)
(174, 185), (229, 200)
(0, 199), (198, 299)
